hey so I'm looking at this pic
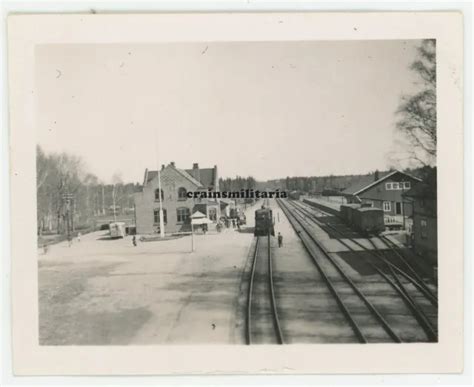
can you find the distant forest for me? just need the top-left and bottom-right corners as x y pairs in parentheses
(37, 143), (433, 237)
(36, 146), (141, 235)
(261, 166), (434, 194)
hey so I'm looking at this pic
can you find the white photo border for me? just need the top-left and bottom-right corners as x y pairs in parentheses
(7, 11), (464, 376)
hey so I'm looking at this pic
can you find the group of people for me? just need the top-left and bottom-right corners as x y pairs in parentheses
(216, 216), (242, 232)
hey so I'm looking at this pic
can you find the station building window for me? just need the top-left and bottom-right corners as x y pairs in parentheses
(177, 207), (190, 223)
(383, 201), (391, 212)
(386, 181), (411, 191)
(154, 189), (164, 202)
(153, 208), (167, 225)
(178, 187), (187, 201)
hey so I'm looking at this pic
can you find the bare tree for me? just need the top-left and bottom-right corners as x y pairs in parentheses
(396, 39), (436, 166)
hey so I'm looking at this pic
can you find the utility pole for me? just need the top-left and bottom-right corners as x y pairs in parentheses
(102, 185), (105, 215)
(62, 193), (74, 238)
(112, 184), (117, 223)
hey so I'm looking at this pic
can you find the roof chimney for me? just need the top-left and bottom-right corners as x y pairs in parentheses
(161, 164), (165, 170)
(193, 163), (199, 169)
(374, 170), (380, 181)
(170, 161), (175, 167)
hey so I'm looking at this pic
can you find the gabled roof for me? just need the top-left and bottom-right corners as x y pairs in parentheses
(342, 170), (422, 196)
(191, 210), (207, 218)
(403, 181), (437, 200)
(185, 167), (217, 188)
(145, 170), (158, 184)
(341, 171), (391, 195)
(144, 165), (203, 188)
(174, 167), (204, 187)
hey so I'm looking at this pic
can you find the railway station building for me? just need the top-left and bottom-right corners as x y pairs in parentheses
(134, 162), (220, 234)
(342, 170), (422, 230)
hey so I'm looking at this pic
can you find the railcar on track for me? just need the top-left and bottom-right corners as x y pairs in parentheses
(254, 207), (275, 236)
(340, 204), (385, 235)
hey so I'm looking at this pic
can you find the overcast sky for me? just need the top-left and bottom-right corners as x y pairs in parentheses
(36, 40), (421, 184)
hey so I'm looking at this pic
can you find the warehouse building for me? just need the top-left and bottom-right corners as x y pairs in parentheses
(134, 162), (220, 234)
(403, 172), (437, 262)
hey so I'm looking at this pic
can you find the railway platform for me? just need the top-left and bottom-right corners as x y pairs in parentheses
(38, 203), (260, 345)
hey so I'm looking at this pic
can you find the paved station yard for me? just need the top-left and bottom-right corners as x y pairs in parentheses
(38, 207), (258, 345)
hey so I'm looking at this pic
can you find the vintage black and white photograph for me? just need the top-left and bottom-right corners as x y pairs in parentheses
(34, 38), (440, 346)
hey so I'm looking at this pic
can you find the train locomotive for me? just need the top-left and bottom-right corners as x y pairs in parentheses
(254, 207), (275, 236)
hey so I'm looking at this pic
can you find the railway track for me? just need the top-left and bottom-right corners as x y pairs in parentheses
(296, 201), (438, 304)
(246, 235), (284, 345)
(285, 199), (438, 342)
(277, 198), (402, 343)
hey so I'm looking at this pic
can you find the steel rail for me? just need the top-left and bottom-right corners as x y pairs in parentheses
(378, 235), (437, 302)
(267, 234), (285, 345)
(246, 237), (259, 345)
(278, 199), (401, 343)
(300, 200), (438, 303)
(246, 236), (284, 345)
(387, 262), (438, 306)
(365, 238), (438, 341)
(290, 200), (438, 342)
(294, 201), (438, 305)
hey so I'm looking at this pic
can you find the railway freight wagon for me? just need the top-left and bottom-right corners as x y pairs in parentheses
(340, 204), (384, 234)
(351, 207), (385, 234)
(254, 207), (275, 236)
(288, 191), (302, 200)
(339, 204), (361, 224)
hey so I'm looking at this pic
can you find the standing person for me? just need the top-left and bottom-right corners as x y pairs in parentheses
(277, 232), (283, 248)
(67, 235), (73, 247)
(132, 235), (137, 247)
(77, 232), (82, 242)
(232, 219), (236, 228)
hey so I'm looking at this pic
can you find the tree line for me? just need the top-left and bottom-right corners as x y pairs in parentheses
(36, 146), (140, 235)
(263, 166), (434, 194)
(218, 176), (257, 192)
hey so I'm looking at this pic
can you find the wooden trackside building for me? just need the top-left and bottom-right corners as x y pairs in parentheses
(403, 174), (437, 263)
(342, 170), (422, 230)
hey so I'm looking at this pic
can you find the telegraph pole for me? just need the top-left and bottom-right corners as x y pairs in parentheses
(112, 184), (117, 223)
(62, 193), (74, 239)
(102, 185), (105, 215)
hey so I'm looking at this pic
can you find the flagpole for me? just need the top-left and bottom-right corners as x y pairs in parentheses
(154, 127), (165, 238)
(158, 169), (165, 238)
